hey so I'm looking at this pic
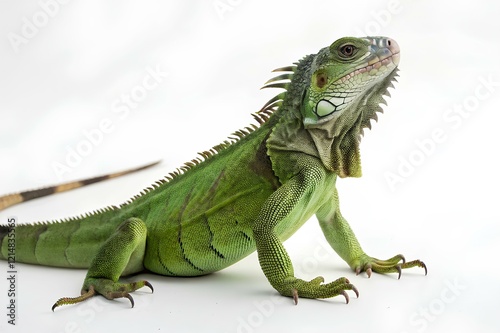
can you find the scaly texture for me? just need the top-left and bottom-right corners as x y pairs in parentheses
(0, 36), (426, 310)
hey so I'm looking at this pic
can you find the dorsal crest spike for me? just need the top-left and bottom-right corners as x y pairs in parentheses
(260, 82), (289, 90)
(261, 65), (294, 90)
(259, 92), (285, 114)
(272, 65), (297, 73)
(263, 73), (294, 85)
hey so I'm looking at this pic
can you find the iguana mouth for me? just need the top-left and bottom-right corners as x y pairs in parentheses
(339, 51), (400, 84)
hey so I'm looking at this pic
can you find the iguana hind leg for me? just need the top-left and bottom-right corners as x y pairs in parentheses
(52, 217), (153, 311)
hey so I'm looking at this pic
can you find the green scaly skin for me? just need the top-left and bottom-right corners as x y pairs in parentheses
(0, 36), (426, 310)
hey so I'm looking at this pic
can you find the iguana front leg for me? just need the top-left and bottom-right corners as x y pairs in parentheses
(52, 217), (153, 310)
(316, 189), (427, 278)
(252, 165), (358, 304)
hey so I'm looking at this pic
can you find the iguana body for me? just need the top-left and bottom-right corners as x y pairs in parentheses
(0, 36), (426, 309)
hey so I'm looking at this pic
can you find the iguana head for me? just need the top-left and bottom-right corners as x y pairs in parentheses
(302, 36), (400, 177)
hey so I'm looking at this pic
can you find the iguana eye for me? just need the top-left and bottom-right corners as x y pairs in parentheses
(339, 44), (356, 57)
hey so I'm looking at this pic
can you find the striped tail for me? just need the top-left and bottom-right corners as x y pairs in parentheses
(0, 161), (160, 211)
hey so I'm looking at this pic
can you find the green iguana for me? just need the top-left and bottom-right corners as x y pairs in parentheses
(0, 36), (426, 310)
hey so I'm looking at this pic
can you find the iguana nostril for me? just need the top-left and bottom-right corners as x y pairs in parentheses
(386, 38), (400, 54)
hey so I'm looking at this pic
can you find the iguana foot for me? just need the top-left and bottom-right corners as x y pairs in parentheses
(52, 278), (153, 311)
(280, 276), (359, 305)
(352, 254), (427, 279)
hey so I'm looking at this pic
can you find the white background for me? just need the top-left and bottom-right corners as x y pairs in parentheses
(1, 1), (499, 332)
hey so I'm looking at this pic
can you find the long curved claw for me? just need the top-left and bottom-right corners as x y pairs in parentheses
(292, 289), (299, 305)
(396, 265), (402, 280)
(366, 266), (373, 278)
(125, 294), (135, 308)
(341, 290), (349, 304)
(352, 284), (360, 298)
(144, 281), (154, 293)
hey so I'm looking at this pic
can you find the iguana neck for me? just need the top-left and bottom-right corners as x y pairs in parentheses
(265, 55), (317, 180)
